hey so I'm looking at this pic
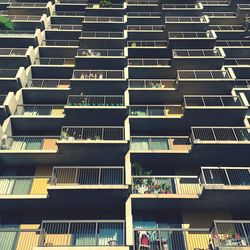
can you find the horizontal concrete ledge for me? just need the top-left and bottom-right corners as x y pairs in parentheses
(129, 150), (190, 153)
(204, 185), (250, 191)
(130, 194), (199, 199)
(0, 150), (57, 153)
(219, 247), (250, 250)
(0, 194), (47, 199)
(48, 185), (129, 190)
(57, 141), (128, 144)
(11, 116), (65, 118)
(35, 247), (130, 250)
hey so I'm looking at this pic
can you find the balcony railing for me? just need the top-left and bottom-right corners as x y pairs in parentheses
(173, 49), (221, 57)
(183, 95), (244, 107)
(210, 25), (243, 31)
(199, 167), (250, 186)
(0, 30), (35, 37)
(60, 126), (125, 141)
(128, 25), (163, 31)
(54, 11), (85, 16)
(200, 0), (229, 6)
(67, 95), (124, 106)
(216, 40), (250, 47)
(132, 176), (200, 195)
(83, 16), (124, 22)
(0, 229), (43, 249)
(225, 58), (250, 66)
(130, 136), (191, 151)
(134, 228), (210, 250)
(0, 48), (27, 56)
(0, 69), (18, 78)
(169, 31), (214, 39)
(73, 70), (124, 79)
(129, 105), (183, 116)
(49, 24), (82, 30)
(127, 40), (166, 47)
(81, 31), (124, 38)
(51, 166), (124, 185)
(1, 136), (59, 150)
(0, 95), (7, 105)
(204, 11), (234, 17)
(128, 59), (171, 66)
(127, 0), (159, 4)
(127, 12), (161, 17)
(10, 2), (47, 7)
(6, 15), (42, 21)
(178, 70), (232, 80)
(162, 4), (199, 9)
(0, 176), (49, 195)
(58, 0), (87, 3)
(42, 40), (79, 46)
(210, 220), (250, 248)
(77, 49), (124, 57)
(87, 3), (124, 8)
(14, 105), (65, 116)
(165, 16), (207, 23)
(27, 79), (70, 88)
(129, 79), (176, 89)
(41, 220), (125, 246)
(191, 127), (250, 142)
(35, 57), (75, 65)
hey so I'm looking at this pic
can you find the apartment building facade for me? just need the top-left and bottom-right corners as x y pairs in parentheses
(0, 0), (250, 249)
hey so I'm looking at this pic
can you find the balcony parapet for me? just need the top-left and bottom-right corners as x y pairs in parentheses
(26, 78), (70, 88)
(13, 105), (65, 116)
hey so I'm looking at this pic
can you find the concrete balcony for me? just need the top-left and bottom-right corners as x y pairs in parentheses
(85, 3), (126, 16)
(127, 12), (162, 25)
(168, 30), (217, 49)
(165, 15), (210, 32)
(162, 3), (203, 16)
(127, 0), (160, 12)
(75, 49), (127, 69)
(204, 11), (240, 25)
(65, 95), (127, 125)
(0, 92), (16, 124)
(172, 48), (225, 70)
(127, 25), (165, 40)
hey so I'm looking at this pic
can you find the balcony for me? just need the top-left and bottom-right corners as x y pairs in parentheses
(0, 29), (40, 48)
(40, 220), (126, 248)
(162, 3), (203, 16)
(42, 39), (79, 46)
(53, 10), (85, 16)
(72, 70), (125, 80)
(58, 126), (128, 165)
(26, 78), (70, 89)
(134, 228), (210, 250)
(48, 166), (128, 207)
(0, 176), (48, 198)
(210, 220), (250, 249)
(127, 40), (167, 48)
(80, 31), (126, 49)
(48, 24), (82, 31)
(168, 30), (216, 49)
(75, 49), (126, 69)
(82, 16), (126, 31)
(130, 136), (191, 152)
(209, 25), (245, 40)
(172, 48), (225, 69)
(165, 16), (209, 32)
(65, 95), (126, 125)
(34, 57), (75, 66)
(0, 68), (26, 93)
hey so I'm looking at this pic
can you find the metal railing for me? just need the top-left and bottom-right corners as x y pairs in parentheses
(6, 15), (42, 21)
(51, 166), (124, 185)
(14, 105), (65, 116)
(129, 79), (176, 89)
(225, 58), (250, 66)
(58, 0), (87, 3)
(211, 220), (250, 248)
(49, 24), (82, 31)
(216, 40), (250, 47)
(162, 4), (199, 8)
(183, 95), (243, 107)
(128, 25), (163, 31)
(127, 0), (159, 4)
(54, 11), (85, 16)
(199, 0), (229, 6)
(165, 16), (207, 22)
(42, 40), (79, 46)
(27, 79), (70, 88)
(127, 12), (161, 17)
(130, 136), (191, 151)
(41, 220), (125, 246)
(169, 31), (214, 39)
(199, 167), (250, 186)
(129, 105), (183, 116)
(234, 79), (250, 88)
(173, 49), (221, 57)
(0, 48), (27, 56)
(127, 40), (166, 47)
(0, 69), (18, 78)
(0, 229), (43, 250)
(0, 30), (35, 37)
(1, 136), (59, 150)
(210, 25), (243, 31)
(67, 95), (124, 106)
(178, 70), (232, 79)
(77, 49), (124, 57)
(203, 11), (234, 17)
(87, 3), (124, 8)
(35, 57), (75, 65)
(0, 95), (6, 105)
(132, 176), (200, 195)
(83, 16), (123, 22)
(128, 59), (170, 66)
(73, 70), (124, 79)
(134, 228), (210, 250)
(10, 2), (47, 7)
(60, 126), (125, 141)
(0, 176), (49, 195)
(81, 31), (124, 38)
(191, 127), (250, 142)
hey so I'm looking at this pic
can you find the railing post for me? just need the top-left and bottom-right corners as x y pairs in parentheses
(241, 223), (249, 246)
(74, 168), (79, 184)
(95, 222), (98, 246)
(98, 168), (102, 185)
(224, 169), (231, 185)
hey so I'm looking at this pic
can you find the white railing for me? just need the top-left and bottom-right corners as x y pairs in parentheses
(49, 25), (82, 30)
(77, 49), (124, 57)
(127, 40), (166, 47)
(81, 31), (124, 38)
(27, 79), (70, 88)
(173, 49), (221, 57)
(128, 79), (176, 89)
(14, 105), (65, 116)
(178, 70), (232, 79)
(128, 25), (163, 31)
(128, 59), (170, 66)
(169, 31), (214, 39)
(73, 70), (124, 79)
(35, 57), (75, 65)
(83, 16), (123, 22)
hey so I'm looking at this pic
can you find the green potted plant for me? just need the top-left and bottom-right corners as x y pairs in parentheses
(132, 162), (143, 175)
(100, 0), (112, 7)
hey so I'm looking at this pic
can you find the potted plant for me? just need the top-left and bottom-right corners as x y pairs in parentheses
(100, 0), (112, 7)
(132, 162), (143, 175)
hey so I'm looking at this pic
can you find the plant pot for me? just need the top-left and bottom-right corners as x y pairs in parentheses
(108, 240), (117, 246)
